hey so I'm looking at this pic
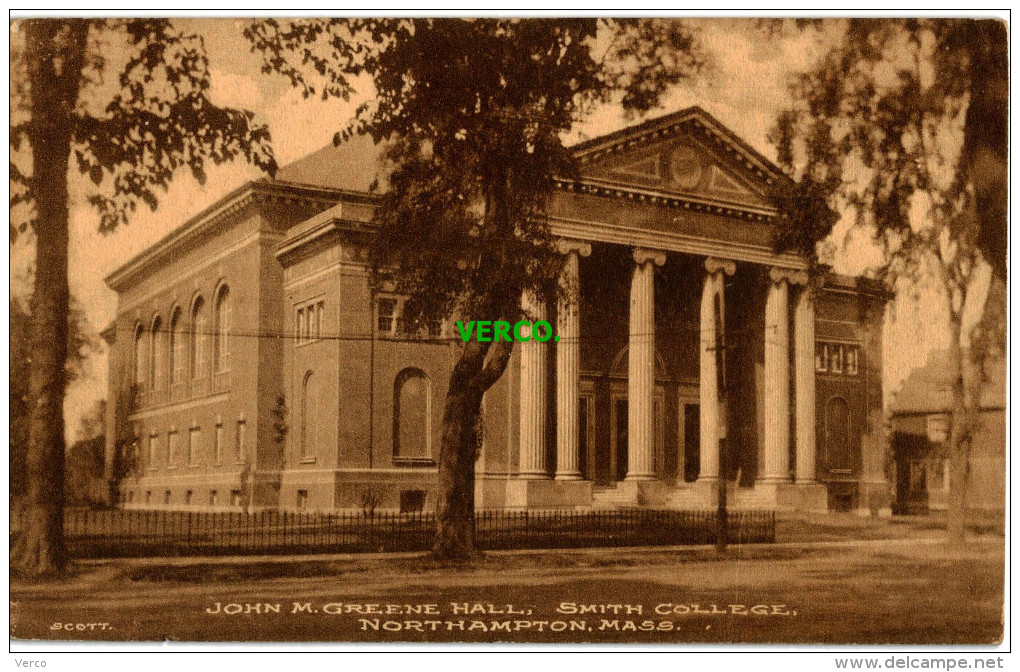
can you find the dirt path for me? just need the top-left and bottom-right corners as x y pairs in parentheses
(11, 537), (1003, 645)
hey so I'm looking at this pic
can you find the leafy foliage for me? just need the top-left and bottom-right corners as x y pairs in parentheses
(771, 18), (1005, 289)
(247, 18), (706, 327)
(10, 19), (277, 239)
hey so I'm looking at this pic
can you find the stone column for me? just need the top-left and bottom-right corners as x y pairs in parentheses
(794, 284), (817, 484)
(555, 240), (591, 480)
(627, 247), (666, 481)
(761, 267), (805, 483)
(518, 289), (548, 478)
(698, 257), (735, 483)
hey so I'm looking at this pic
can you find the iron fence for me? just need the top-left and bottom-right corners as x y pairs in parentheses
(9, 507), (775, 558)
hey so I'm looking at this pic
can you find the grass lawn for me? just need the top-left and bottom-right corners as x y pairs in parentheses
(10, 519), (1004, 645)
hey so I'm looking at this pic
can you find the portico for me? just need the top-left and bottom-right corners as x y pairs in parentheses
(493, 106), (831, 511)
(503, 239), (827, 510)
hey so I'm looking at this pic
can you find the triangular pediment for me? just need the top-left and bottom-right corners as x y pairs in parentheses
(570, 106), (789, 212)
(580, 134), (770, 209)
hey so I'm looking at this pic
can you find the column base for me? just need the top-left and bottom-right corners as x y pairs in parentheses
(756, 476), (792, 485)
(613, 480), (670, 507)
(624, 472), (658, 482)
(505, 478), (593, 508)
(751, 481), (828, 511)
(517, 472), (552, 481)
(854, 479), (894, 517)
(554, 471), (583, 481)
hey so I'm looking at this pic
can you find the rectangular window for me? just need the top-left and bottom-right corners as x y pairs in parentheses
(209, 490), (218, 506)
(930, 458), (945, 491)
(831, 344), (844, 374)
(816, 341), (861, 376)
(185, 490), (193, 506)
(845, 346), (859, 375)
(377, 298), (398, 334)
(815, 343), (829, 372)
(148, 434), (158, 467)
(167, 430), (179, 467)
(214, 421), (223, 464)
(163, 490), (171, 505)
(297, 490), (308, 510)
(189, 427), (201, 466)
(145, 491), (151, 505)
(236, 419), (246, 462)
(375, 297), (445, 339)
(296, 300), (326, 343)
(231, 490), (242, 507)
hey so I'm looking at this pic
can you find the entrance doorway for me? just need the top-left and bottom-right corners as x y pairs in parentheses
(682, 403), (700, 482)
(609, 388), (664, 482)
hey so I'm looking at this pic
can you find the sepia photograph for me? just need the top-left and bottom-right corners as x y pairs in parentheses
(8, 11), (1009, 658)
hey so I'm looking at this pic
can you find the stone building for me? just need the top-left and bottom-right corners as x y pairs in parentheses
(105, 106), (890, 514)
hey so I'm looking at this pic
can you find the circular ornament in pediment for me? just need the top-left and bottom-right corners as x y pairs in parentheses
(668, 145), (704, 190)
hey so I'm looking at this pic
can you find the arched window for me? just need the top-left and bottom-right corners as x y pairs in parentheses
(132, 324), (145, 389)
(149, 315), (163, 391)
(824, 396), (852, 473)
(214, 285), (231, 373)
(190, 296), (207, 380)
(394, 368), (431, 460)
(300, 371), (317, 460)
(169, 307), (184, 385)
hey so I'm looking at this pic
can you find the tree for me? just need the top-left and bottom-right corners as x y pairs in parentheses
(247, 18), (706, 559)
(770, 18), (1007, 545)
(9, 297), (96, 508)
(10, 19), (276, 576)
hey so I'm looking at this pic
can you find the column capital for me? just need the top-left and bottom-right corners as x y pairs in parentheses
(704, 257), (736, 276)
(556, 238), (592, 257)
(769, 267), (810, 286)
(633, 247), (666, 267)
(796, 282), (816, 302)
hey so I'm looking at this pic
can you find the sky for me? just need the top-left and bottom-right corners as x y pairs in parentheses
(8, 18), (964, 441)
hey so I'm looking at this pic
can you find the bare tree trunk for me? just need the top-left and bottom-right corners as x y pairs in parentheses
(11, 20), (88, 577)
(945, 273), (1005, 547)
(433, 384), (484, 559)
(433, 338), (513, 560)
(944, 312), (971, 548)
